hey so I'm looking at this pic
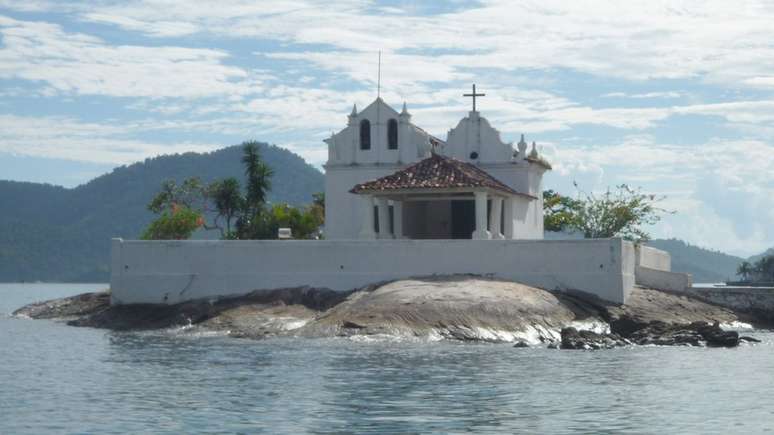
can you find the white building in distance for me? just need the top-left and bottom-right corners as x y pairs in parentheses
(324, 88), (551, 241)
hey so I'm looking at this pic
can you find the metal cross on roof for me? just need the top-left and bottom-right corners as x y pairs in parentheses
(463, 84), (485, 112)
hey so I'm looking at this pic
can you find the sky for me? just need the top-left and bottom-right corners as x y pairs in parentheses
(0, 0), (772, 257)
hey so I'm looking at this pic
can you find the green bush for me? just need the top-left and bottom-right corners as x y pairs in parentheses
(141, 205), (203, 240)
(543, 184), (671, 241)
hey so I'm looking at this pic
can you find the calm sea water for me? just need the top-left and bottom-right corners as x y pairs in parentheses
(2, 283), (774, 434)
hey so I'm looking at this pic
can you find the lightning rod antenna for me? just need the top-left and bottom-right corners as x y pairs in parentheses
(377, 50), (381, 99)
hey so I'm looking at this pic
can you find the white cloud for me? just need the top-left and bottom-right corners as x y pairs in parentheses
(266, 51), (468, 91)
(675, 101), (774, 124)
(85, 13), (201, 37)
(543, 137), (774, 256)
(4, 6), (774, 138)
(52, 0), (774, 90)
(0, 15), (255, 98)
(0, 0), (68, 12)
(0, 114), (220, 164)
(743, 76), (774, 88)
(602, 92), (683, 99)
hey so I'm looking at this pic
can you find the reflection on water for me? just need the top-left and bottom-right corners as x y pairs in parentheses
(2, 284), (774, 434)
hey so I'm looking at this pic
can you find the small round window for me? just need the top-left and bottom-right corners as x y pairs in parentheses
(469, 151), (479, 160)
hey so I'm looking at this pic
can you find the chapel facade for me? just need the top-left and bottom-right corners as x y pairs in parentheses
(323, 90), (551, 240)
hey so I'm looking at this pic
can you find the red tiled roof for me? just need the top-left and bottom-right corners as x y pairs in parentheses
(350, 153), (534, 198)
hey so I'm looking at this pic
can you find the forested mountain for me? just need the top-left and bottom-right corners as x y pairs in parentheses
(646, 238), (745, 283)
(748, 248), (774, 264)
(0, 143), (323, 282)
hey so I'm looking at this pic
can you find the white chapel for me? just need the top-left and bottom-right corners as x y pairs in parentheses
(324, 86), (551, 241)
(113, 89), (688, 306)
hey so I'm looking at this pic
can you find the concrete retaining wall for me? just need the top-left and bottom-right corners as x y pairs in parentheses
(110, 238), (636, 306)
(685, 286), (774, 322)
(632, 245), (691, 292)
(635, 266), (692, 292)
(636, 245), (671, 271)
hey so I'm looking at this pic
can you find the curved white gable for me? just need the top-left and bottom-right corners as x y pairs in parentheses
(441, 111), (514, 164)
(324, 98), (433, 166)
(324, 98), (438, 240)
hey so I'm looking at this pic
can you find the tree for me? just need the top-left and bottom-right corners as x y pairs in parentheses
(208, 177), (242, 238)
(141, 140), (323, 241)
(142, 178), (207, 240)
(737, 261), (753, 282)
(310, 192), (325, 229)
(312, 191), (325, 211)
(141, 204), (203, 240)
(543, 190), (580, 233)
(236, 141), (276, 239)
(752, 255), (774, 282)
(242, 141), (274, 213)
(264, 203), (325, 240)
(543, 184), (671, 242)
(147, 177), (207, 214)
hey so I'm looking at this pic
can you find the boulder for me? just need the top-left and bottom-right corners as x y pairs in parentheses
(628, 321), (739, 347)
(560, 327), (630, 350)
(695, 322), (740, 347)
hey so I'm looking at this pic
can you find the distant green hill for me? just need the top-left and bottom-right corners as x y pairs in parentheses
(749, 248), (774, 264)
(645, 238), (745, 283)
(0, 143), (324, 282)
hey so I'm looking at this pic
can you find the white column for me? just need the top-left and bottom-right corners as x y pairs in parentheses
(376, 197), (391, 239)
(490, 196), (504, 239)
(392, 200), (404, 239)
(359, 195), (376, 239)
(472, 191), (491, 240)
(503, 197), (515, 239)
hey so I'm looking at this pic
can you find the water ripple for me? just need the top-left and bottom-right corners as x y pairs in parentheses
(2, 284), (774, 434)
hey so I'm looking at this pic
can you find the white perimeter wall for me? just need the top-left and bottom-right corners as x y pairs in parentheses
(635, 266), (692, 292)
(111, 238), (636, 306)
(636, 245), (671, 271)
(633, 244), (691, 292)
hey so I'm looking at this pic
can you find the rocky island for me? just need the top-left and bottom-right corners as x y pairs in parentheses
(14, 275), (765, 349)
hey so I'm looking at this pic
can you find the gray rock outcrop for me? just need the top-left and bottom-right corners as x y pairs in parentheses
(13, 275), (759, 348)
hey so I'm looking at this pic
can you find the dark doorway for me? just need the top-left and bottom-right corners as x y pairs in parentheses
(451, 200), (475, 239)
